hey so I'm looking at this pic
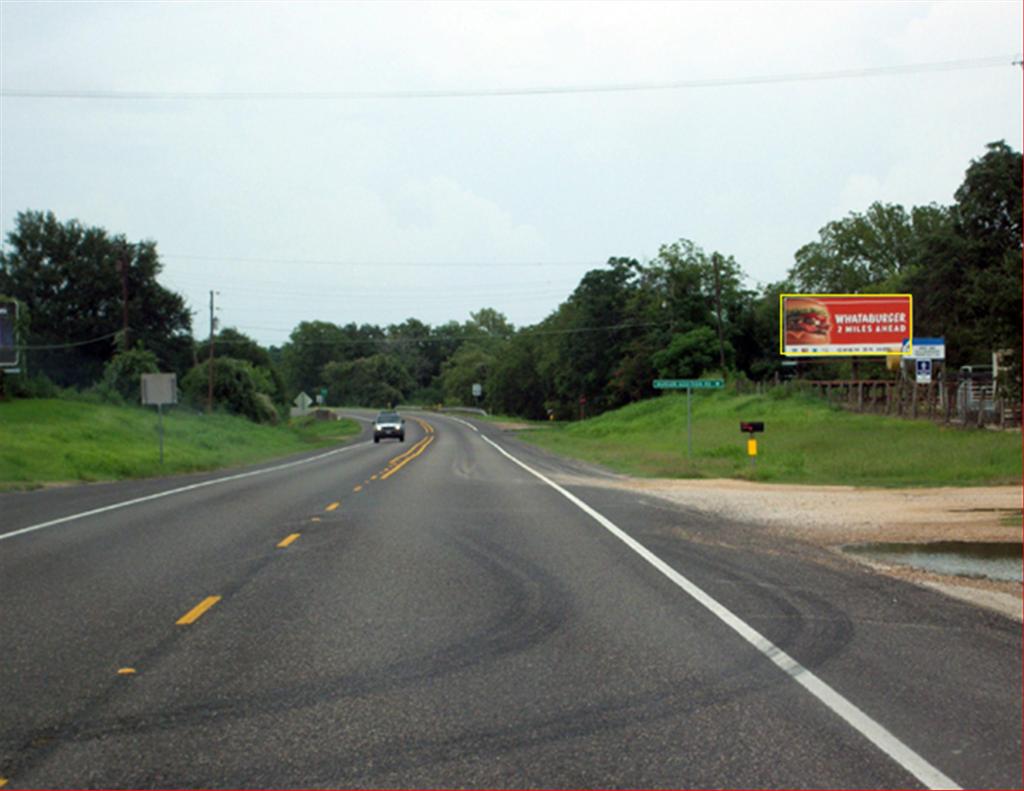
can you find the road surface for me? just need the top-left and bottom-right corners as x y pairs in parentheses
(0, 413), (1020, 788)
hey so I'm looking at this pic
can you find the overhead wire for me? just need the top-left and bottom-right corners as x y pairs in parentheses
(1, 55), (1017, 101)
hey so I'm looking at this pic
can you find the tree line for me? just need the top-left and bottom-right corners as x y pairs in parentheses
(1, 141), (1019, 421)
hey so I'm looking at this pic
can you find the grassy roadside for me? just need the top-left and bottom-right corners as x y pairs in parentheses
(0, 399), (361, 490)
(518, 390), (1022, 487)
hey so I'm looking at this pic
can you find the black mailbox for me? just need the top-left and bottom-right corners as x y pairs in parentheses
(740, 421), (764, 433)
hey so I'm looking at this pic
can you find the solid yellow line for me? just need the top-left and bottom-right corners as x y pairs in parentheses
(277, 533), (300, 548)
(0, 777), (8, 787)
(325, 502), (340, 512)
(380, 435), (434, 480)
(176, 595), (222, 625)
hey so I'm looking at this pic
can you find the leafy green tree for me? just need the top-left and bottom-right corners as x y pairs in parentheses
(99, 346), (160, 402)
(790, 202), (920, 293)
(0, 211), (192, 387)
(181, 358), (278, 423)
(280, 321), (348, 398)
(951, 140), (1022, 370)
(555, 258), (638, 412)
(651, 326), (722, 379)
(322, 354), (414, 407)
(197, 327), (286, 404)
(439, 345), (495, 406)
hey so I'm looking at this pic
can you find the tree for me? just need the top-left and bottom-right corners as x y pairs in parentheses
(280, 321), (348, 398)
(0, 211), (193, 387)
(197, 327), (286, 404)
(790, 202), (919, 293)
(99, 346), (160, 402)
(651, 326), (722, 379)
(439, 345), (495, 406)
(322, 354), (414, 407)
(181, 358), (278, 423)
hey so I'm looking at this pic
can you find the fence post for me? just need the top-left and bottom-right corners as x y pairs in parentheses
(945, 383), (954, 425)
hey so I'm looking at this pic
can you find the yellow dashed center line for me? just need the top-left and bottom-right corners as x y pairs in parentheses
(176, 595), (222, 626)
(370, 474), (378, 480)
(311, 516), (321, 523)
(325, 502), (340, 512)
(277, 533), (301, 549)
(0, 776), (8, 787)
(353, 485), (363, 492)
(117, 668), (137, 675)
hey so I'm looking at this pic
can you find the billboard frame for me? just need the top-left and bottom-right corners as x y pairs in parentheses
(779, 293), (913, 357)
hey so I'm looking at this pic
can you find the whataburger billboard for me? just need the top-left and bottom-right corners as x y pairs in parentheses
(780, 293), (913, 356)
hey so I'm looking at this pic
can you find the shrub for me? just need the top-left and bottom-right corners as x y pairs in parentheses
(181, 357), (277, 423)
(100, 347), (160, 402)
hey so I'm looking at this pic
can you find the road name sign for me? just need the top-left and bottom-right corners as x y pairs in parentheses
(653, 379), (724, 389)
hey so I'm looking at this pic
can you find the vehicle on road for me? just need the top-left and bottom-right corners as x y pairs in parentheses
(373, 411), (405, 443)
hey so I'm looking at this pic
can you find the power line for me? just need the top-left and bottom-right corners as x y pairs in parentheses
(12, 331), (121, 351)
(2, 55), (1016, 101)
(162, 254), (599, 269)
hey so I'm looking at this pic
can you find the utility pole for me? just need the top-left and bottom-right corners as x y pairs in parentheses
(207, 290), (216, 413)
(711, 253), (727, 372)
(117, 257), (130, 351)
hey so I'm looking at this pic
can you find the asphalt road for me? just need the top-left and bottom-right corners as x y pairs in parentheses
(0, 413), (1020, 789)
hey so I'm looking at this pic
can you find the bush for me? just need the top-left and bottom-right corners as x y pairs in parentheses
(181, 357), (278, 423)
(2, 371), (60, 399)
(100, 347), (160, 401)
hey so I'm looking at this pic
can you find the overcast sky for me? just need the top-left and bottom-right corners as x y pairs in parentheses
(1, 1), (1021, 347)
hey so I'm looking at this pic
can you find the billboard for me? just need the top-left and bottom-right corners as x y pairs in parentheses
(0, 300), (18, 368)
(780, 294), (913, 356)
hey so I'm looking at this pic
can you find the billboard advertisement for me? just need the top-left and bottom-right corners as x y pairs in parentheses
(780, 294), (912, 356)
(0, 300), (18, 367)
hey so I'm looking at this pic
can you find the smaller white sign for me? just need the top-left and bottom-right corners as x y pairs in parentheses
(472, 383), (483, 398)
(141, 373), (178, 405)
(915, 358), (933, 384)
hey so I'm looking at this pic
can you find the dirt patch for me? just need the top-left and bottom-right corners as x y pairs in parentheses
(555, 473), (1023, 620)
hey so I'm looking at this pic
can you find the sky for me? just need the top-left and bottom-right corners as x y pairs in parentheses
(1, 0), (1021, 347)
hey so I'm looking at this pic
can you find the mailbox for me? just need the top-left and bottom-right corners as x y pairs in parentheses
(740, 421), (764, 433)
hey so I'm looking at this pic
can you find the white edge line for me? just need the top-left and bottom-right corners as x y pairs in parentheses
(479, 434), (961, 791)
(443, 415), (479, 432)
(0, 442), (369, 543)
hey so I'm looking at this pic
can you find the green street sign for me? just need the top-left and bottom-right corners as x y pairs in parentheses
(653, 379), (724, 389)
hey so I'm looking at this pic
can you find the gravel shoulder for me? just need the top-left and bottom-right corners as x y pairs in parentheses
(551, 471), (1023, 621)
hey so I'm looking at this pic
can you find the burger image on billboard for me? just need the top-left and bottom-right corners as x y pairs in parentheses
(784, 298), (830, 346)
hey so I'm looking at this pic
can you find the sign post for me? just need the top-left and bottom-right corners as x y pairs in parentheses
(141, 373), (178, 464)
(653, 379), (725, 457)
(915, 358), (933, 385)
(740, 421), (765, 469)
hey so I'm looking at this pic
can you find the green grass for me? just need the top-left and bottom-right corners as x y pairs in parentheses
(0, 399), (361, 489)
(519, 391), (1022, 487)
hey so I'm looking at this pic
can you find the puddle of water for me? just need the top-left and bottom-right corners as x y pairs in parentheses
(844, 542), (1023, 583)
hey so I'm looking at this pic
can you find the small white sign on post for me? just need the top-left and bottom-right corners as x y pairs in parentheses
(141, 373), (178, 405)
(140, 373), (177, 464)
(915, 358), (933, 384)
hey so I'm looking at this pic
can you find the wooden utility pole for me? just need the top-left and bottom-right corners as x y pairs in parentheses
(711, 253), (727, 371)
(117, 257), (130, 350)
(207, 290), (216, 413)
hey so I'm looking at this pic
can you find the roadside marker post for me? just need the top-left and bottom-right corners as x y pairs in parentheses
(653, 379), (724, 457)
(740, 421), (765, 469)
(141, 373), (178, 465)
